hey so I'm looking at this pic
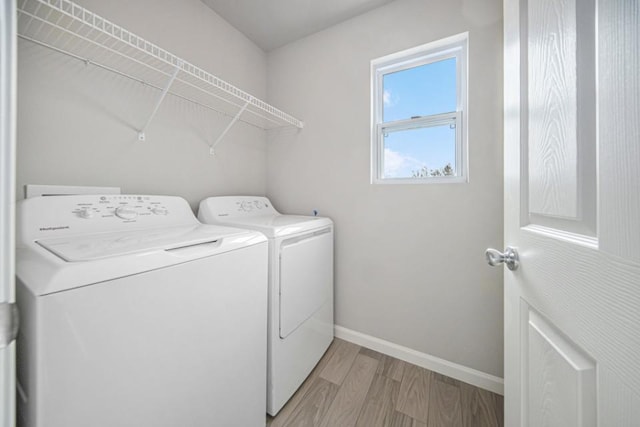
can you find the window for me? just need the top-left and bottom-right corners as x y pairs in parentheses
(371, 33), (468, 184)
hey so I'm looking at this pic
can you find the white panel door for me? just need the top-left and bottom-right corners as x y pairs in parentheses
(503, 0), (640, 425)
(0, 1), (17, 427)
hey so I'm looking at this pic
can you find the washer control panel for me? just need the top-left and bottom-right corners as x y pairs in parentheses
(71, 195), (171, 221)
(17, 195), (198, 242)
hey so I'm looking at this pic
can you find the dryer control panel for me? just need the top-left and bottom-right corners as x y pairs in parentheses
(199, 196), (279, 219)
(17, 195), (198, 242)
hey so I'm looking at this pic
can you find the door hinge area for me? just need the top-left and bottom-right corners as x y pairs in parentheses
(0, 302), (19, 349)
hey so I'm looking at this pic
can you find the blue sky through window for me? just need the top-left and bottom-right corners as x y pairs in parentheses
(382, 57), (457, 178)
(384, 125), (456, 178)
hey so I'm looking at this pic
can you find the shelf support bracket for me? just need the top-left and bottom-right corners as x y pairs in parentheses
(208, 101), (250, 156)
(138, 64), (182, 141)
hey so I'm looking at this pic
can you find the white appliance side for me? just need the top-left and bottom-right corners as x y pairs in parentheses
(17, 242), (268, 427)
(268, 230), (334, 416)
(0, 1), (17, 426)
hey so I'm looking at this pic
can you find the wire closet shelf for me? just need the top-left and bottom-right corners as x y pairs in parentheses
(17, 0), (304, 145)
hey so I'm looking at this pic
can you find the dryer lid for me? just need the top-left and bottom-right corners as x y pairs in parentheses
(201, 214), (332, 238)
(198, 196), (333, 238)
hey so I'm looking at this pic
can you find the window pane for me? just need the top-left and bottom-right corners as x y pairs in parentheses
(383, 124), (456, 178)
(383, 58), (457, 122)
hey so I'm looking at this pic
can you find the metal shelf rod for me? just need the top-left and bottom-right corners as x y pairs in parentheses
(19, 9), (285, 129)
(17, 34), (267, 131)
(17, 0), (303, 129)
(138, 64), (181, 141)
(209, 101), (250, 156)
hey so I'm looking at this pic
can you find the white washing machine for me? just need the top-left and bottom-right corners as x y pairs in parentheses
(16, 194), (269, 427)
(198, 196), (334, 416)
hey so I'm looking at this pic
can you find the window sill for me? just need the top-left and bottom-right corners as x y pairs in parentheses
(371, 176), (468, 185)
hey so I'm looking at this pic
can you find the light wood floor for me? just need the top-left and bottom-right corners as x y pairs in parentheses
(267, 338), (503, 427)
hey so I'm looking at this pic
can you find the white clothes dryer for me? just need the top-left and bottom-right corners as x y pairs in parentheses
(198, 196), (334, 416)
(16, 194), (268, 427)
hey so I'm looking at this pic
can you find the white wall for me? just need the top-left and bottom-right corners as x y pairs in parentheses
(17, 0), (268, 210)
(266, 0), (504, 377)
(18, 0), (504, 378)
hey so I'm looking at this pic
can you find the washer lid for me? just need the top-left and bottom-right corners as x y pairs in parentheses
(18, 223), (267, 296)
(206, 214), (332, 238)
(37, 224), (245, 262)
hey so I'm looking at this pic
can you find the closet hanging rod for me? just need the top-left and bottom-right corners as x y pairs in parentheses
(18, 34), (281, 132)
(17, 0), (304, 131)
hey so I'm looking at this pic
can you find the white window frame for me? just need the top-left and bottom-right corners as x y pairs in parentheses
(371, 32), (468, 184)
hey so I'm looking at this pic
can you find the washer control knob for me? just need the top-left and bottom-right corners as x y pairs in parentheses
(241, 201), (253, 212)
(151, 207), (168, 216)
(78, 208), (94, 219)
(115, 207), (138, 220)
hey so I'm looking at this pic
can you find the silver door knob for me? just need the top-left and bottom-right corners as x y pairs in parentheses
(485, 246), (519, 271)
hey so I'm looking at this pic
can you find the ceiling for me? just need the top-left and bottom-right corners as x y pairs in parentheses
(200, 0), (397, 51)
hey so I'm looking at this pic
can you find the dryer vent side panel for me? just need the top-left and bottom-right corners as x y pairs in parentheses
(279, 230), (333, 339)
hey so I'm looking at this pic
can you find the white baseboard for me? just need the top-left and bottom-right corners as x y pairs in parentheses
(334, 325), (504, 396)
